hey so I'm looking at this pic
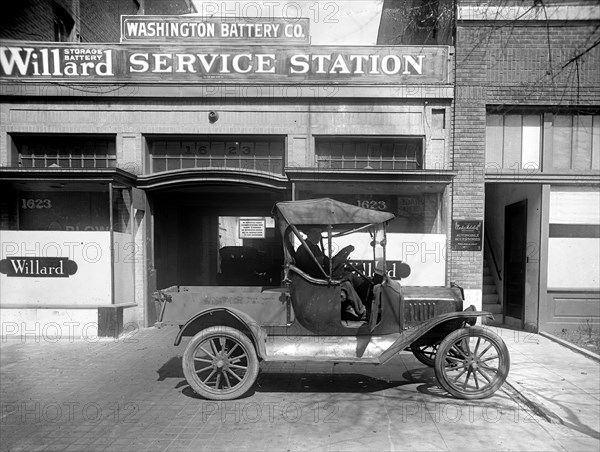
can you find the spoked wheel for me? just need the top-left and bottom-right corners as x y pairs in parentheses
(411, 342), (463, 367)
(434, 326), (510, 399)
(411, 343), (440, 367)
(182, 326), (259, 400)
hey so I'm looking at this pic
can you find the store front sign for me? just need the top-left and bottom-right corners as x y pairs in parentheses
(0, 44), (450, 84)
(451, 220), (483, 251)
(121, 16), (310, 44)
(0, 257), (78, 277)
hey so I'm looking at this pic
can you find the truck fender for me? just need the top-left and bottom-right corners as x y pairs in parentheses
(174, 307), (267, 360)
(378, 309), (493, 364)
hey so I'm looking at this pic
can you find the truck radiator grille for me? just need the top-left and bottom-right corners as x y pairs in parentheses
(407, 302), (436, 322)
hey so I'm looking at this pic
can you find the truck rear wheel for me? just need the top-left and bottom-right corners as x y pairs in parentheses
(182, 326), (259, 400)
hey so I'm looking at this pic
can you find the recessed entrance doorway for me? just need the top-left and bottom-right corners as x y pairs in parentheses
(151, 184), (286, 290)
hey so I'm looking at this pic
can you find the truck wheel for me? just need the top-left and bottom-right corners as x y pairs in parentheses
(182, 326), (259, 401)
(410, 343), (439, 367)
(434, 326), (510, 399)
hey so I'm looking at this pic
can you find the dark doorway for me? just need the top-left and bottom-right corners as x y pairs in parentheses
(503, 200), (527, 321)
(152, 185), (285, 290)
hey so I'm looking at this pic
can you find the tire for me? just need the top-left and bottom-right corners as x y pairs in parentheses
(434, 326), (510, 400)
(182, 326), (259, 401)
(411, 343), (439, 367)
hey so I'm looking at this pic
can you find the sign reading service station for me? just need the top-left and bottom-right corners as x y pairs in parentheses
(0, 44), (450, 84)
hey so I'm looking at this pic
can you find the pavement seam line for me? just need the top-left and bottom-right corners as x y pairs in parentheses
(503, 379), (564, 425)
(381, 390), (396, 451)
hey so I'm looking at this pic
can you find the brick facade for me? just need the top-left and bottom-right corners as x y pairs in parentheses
(456, 0), (600, 327)
(1, 0), (59, 42)
(484, 23), (600, 106)
(79, 0), (139, 43)
(1, 0), (194, 43)
(449, 26), (488, 292)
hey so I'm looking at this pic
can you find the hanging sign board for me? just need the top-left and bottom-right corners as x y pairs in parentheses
(451, 220), (483, 251)
(121, 16), (310, 44)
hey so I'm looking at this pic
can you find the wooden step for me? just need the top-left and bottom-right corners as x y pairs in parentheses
(483, 284), (497, 295)
(483, 293), (499, 304)
(483, 302), (502, 314)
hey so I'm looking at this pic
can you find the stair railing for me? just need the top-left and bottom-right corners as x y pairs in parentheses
(484, 231), (502, 281)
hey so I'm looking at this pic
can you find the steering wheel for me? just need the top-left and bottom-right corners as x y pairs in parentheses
(330, 245), (354, 275)
(333, 245), (354, 262)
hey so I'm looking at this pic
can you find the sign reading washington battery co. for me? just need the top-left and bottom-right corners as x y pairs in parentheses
(121, 16), (310, 44)
(0, 44), (450, 84)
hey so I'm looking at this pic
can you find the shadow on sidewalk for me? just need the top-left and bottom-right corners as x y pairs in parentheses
(156, 355), (465, 401)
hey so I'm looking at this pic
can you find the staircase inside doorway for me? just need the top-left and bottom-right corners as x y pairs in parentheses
(483, 258), (502, 325)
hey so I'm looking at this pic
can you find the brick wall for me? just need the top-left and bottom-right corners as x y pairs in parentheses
(449, 26), (488, 290)
(0, 0), (56, 41)
(0, 0), (198, 43)
(453, 3), (600, 293)
(484, 23), (600, 106)
(79, 0), (140, 43)
(457, 1), (600, 108)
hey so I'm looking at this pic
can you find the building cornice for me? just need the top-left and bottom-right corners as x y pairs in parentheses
(0, 82), (455, 99)
(285, 168), (457, 185)
(0, 167), (137, 185)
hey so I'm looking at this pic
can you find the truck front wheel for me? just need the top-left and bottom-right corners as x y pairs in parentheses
(434, 326), (510, 399)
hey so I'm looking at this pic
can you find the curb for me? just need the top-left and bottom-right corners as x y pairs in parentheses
(539, 331), (600, 362)
(503, 378), (564, 425)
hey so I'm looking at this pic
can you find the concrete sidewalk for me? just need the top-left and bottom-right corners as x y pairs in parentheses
(0, 325), (598, 451)
(495, 326), (600, 450)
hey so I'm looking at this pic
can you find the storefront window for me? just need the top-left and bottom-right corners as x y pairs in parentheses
(548, 186), (600, 290)
(315, 137), (423, 170)
(11, 134), (116, 168)
(321, 193), (444, 234)
(486, 112), (599, 172)
(0, 180), (135, 307)
(148, 135), (285, 175)
(17, 189), (110, 231)
(112, 186), (132, 233)
(0, 183), (135, 233)
(296, 186), (448, 286)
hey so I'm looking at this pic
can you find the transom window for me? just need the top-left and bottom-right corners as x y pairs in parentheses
(486, 111), (600, 172)
(12, 134), (116, 168)
(315, 137), (424, 170)
(148, 135), (285, 175)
